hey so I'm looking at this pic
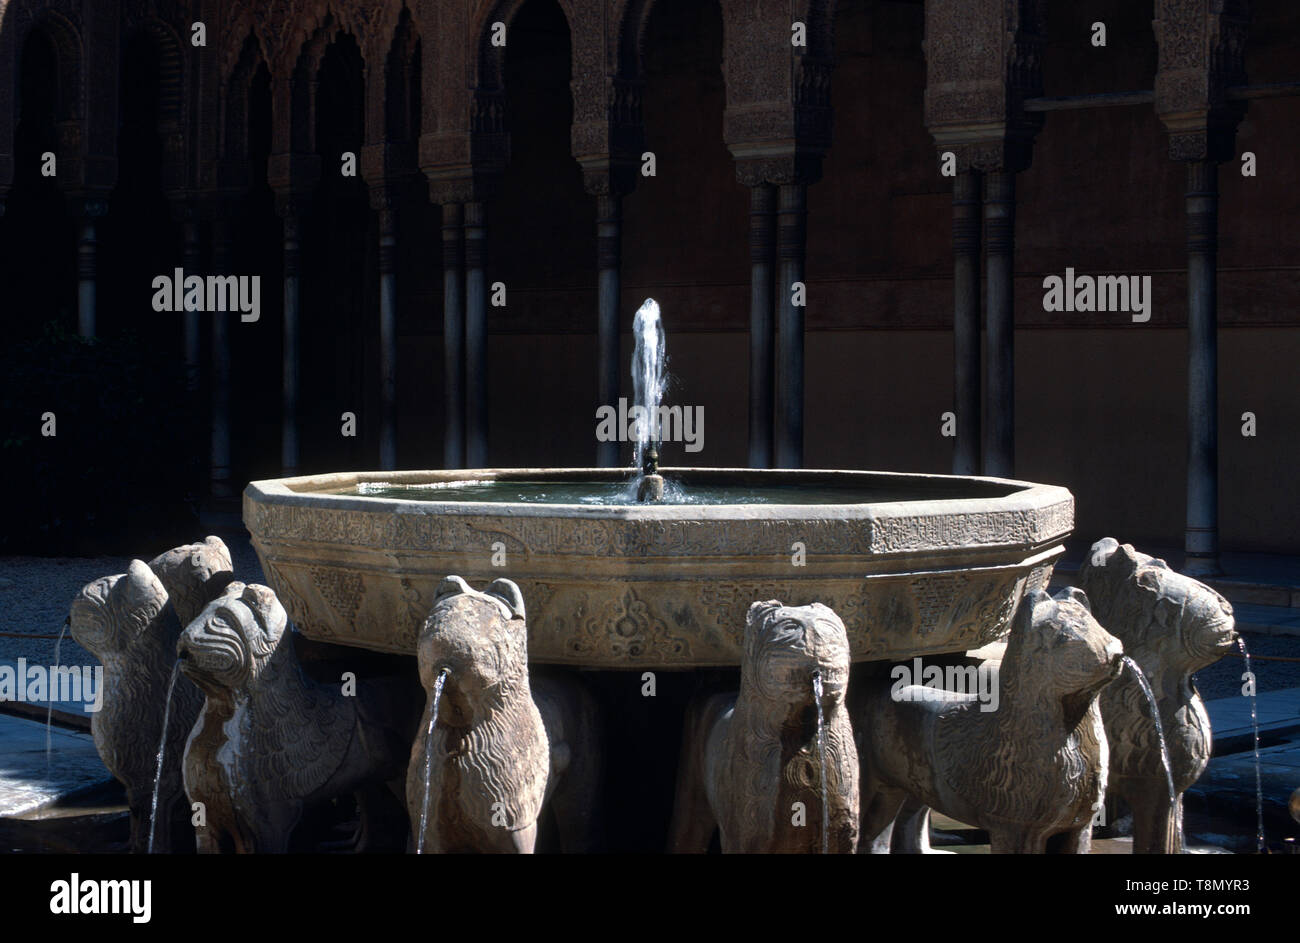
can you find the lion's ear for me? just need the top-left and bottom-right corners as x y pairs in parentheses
(119, 560), (167, 629)
(434, 575), (473, 603)
(484, 578), (525, 621)
(1115, 543), (1145, 576)
(243, 583), (288, 641)
(200, 535), (233, 569)
(1058, 586), (1092, 612)
(1087, 537), (1120, 570)
(747, 600), (782, 628)
(1016, 587), (1050, 636)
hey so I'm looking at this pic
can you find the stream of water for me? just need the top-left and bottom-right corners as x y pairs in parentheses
(147, 661), (181, 854)
(44, 618), (68, 779)
(1120, 656), (1178, 848)
(415, 668), (450, 855)
(630, 298), (666, 479)
(812, 671), (829, 854)
(1237, 637), (1266, 853)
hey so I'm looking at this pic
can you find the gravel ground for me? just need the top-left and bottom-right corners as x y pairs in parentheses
(0, 534), (265, 670)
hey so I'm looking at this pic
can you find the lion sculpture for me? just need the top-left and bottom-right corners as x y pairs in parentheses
(178, 581), (409, 853)
(668, 600), (859, 853)
(406, 576), (602, 853)
(68, 538), (236, 853)
(855, 587), (1124, 854)
(1079, 537), (1237, 854)
(70, 560), (189, 853)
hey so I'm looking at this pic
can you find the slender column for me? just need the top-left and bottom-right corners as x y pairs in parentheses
(596, 193), (623, 468)
(983, 171), (1016, 478)
(182, 219), (202, 393)
(378, 206), (398, 471)
(76, 202), (106, 338)
(464, 202), (489, 468)
(775, 182), (807, 469)
(1184, 160), (1220, 575)
(210, 219), (233, 498)
(281, 209), (301, 476)
(748, 184), (776, 469)
(952, 171), (982, 475)
(442, 203), (465, 468)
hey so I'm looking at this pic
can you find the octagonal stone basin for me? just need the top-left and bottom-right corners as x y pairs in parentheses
(243, 468), (1073, 668)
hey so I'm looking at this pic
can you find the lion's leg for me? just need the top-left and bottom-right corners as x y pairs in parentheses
(666, 701), (717, 854)
(1128, 782), (1179, 854)
(193, 828), (221, 854)
(988, 827), (1047, 854)
(1049, 825), (1093, 854)
(891, 798), (941, 854)
(125, 789), (150, 854)
(507, 823), (538, 854)
(857, 777), (908, 854)
(249, 800), (302, 854)
(545, 694), (603, 853)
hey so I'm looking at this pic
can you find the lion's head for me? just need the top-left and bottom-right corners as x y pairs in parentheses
(1005, 587), (1125, 706)
(70, 559), (171, 661)
(149, 535), (236, 628)
(1079, 538), (1236, 674)
(177, 582), (285, 696)
(742, 600), (851, 718)
(417, 576), (529, 726)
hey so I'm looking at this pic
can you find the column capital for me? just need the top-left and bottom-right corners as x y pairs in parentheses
(68, 194), (110, 219)
(923, 0), (1045, 175)
(577, 159), (638, 199)
(425, 170), (500, 207)
(731, 150), (824, 189)
(1154, 0), (1249, 162)
(275, 193), (311, 221)
(267, 152), (321, 205)
(573, 75), (645, 198)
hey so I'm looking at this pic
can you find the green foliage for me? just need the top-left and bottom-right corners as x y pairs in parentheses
(0, 320), (200, 554)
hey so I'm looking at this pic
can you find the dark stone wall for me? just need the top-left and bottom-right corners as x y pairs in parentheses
(3, 0), (1297, 552)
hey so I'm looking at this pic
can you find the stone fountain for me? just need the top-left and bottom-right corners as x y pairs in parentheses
(59, 296), (1248, 855)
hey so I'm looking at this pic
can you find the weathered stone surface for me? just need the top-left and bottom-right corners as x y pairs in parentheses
(855, 587), (1123, 854)
(69, 559), (199, 854)
(148, 535), (237, 628)
(406, 576), (601, 854)
(1079, 537), (1237, 854)
(244, 468), (1073, 667)
(668, 599), (858, 853)
(179, 582), (409, 853)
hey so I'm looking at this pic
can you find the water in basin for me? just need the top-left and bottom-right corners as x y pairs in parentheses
(346, 478), (1018, 506)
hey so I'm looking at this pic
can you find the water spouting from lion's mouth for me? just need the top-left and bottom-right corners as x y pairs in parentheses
(415, 667), (450, 854)
(148, 661), (181, 854)
(44, 617), (68, 779)
(812, 670), (829, 855)
(1236, 637), (1266, 853)
(1120, 656), (1177, 847)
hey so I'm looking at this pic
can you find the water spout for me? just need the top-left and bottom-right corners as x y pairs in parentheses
(415, 667), (450, 854)
(1237, 637), (1266, 853)
(148, 661), (181, 854)
(45, 617), (68, 780)
(811, 670), (829, 855)
(1120, 655), (1177, 846)
(631, 299), (666, 502)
